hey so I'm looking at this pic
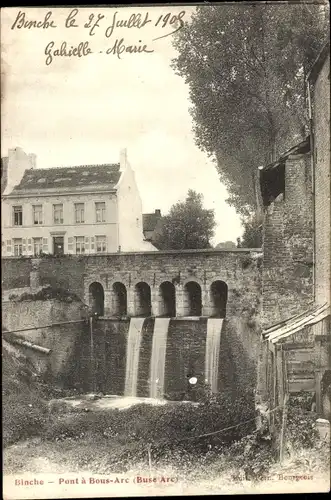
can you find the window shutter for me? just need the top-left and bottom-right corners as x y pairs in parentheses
(6, 240), (12, 254)
(90, 236), (95, 251)
(85, 236), (89, 250)
(42, 238), (48, 252)
(22, 238), (27, 254)
(68, 237), (73, 252)
(28, 238), (32, 253)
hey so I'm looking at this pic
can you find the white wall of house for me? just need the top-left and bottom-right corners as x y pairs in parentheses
(2, 191), (119, 255)
(2, 147), (36, 195)
(116, 150), (154, 251)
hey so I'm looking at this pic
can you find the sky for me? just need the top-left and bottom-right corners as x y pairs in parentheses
(1, 6), (243, 245)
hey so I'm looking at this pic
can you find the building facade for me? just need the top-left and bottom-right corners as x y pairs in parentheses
(1, 148), (156, 256)
(308, 44), (330, 307)
(257, 44), (330, 419)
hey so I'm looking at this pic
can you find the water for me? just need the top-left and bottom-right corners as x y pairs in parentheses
(205, 318), (224, 393)
(149, 318), (171, 399)
(124, 318), (145, 397)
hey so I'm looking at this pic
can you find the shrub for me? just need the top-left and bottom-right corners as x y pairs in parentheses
(286, 404), (318, 450)
(3, 391), (49, 447)
(17, 286), (80, 303)
(44, 390), (256, 453)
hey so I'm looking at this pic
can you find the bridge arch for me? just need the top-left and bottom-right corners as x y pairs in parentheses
(134, 281), (152, 317)
(183, 281), (202, 316)
(210, 280), (228, 318)
(159, 281), (176, 317)
(112, 282), (127, 317)
(89, 282), (104, 316)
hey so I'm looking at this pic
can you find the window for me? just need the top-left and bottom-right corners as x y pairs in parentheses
(95, 202), (106, 223)
(53, 204), (63, 224)
(33, 237), (43, 256)
(32, 205), (43, 225)
(13, 206), (23, 226)
(74, 203), (85, 223)
(75, 236), (85, 254)
(13, 238), (23, 256)
(96, 235), (107, 253)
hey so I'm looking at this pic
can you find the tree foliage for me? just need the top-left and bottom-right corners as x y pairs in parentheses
(155, 189), (216, 250)
(237, 216), (263, 249)
(172, 3), (329, 217)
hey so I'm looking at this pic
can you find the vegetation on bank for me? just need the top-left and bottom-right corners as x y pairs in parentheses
(3, 341), (329, 482)
(8, 285), (81, 303)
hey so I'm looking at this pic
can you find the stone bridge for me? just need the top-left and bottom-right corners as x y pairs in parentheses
(81, 249), (262, 318)
(2, 248), (262, 319)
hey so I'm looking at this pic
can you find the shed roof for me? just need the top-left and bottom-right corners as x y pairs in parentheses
(9, 163), (121, 194)
(259, 137), (310, 206)
(263, 303), (330, 344)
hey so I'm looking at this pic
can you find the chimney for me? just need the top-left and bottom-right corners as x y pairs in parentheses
(155, 209), (161, 217)
(3, 147), (36, 195)
(120, 148), (128, 171)
(28, 153), (37, 169)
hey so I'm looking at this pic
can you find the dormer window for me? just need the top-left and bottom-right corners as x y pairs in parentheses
(13, 206), (23, 226)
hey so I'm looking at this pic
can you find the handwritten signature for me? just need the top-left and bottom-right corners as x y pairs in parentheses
(11, 9), (186, 65)
(44, 39), (154, 65)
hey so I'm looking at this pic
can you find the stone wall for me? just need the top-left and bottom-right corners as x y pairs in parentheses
(262, 153), (314, 328)
(313, 51), (331, 306)
(70, 316), (260, 397)
(2, 299), (87, 385)
(2, 257), (32, 289)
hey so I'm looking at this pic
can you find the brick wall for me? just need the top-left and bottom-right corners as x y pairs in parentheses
(262, 153), (314, 328)
(313, 52), (330, 306)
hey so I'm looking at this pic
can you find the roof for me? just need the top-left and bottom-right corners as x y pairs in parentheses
(307, 41), (330, 84)
(143, 212), (162, 232)
(263, 303), (330, 344)
(9, 164), (121, 193)
(261, 137), (310, 174)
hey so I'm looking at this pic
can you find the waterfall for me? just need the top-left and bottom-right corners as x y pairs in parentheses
(124, 318), (145, 397)
(205, 318), (224, 394)
(149, 318), (170, 399)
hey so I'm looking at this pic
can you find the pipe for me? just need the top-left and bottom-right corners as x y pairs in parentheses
(4, 319), (86, 334)
(6, 336), (51, 355)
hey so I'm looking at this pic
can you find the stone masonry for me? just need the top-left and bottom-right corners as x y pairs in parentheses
(262, 153), (314, 328)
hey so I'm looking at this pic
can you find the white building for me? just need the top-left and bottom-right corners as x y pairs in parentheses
(1, 147), (156, 256)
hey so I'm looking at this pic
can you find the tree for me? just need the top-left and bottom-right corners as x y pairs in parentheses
(155, 190), (216, 250)
(172, 3), (329, 217)
(237, 216), (263, 249)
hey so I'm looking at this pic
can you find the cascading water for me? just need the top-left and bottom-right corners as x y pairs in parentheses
(124, 318), (145, 397)
(149, 318), (170, 399)
(205, 318), (224, 394)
